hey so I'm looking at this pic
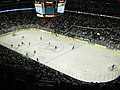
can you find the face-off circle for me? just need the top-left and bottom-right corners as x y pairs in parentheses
(94, 52), (120, 64)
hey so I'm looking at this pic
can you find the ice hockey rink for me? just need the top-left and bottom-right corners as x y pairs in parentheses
(0, 29), (120, 83)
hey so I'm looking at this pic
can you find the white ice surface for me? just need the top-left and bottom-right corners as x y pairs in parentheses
(0, 29), (120, 83)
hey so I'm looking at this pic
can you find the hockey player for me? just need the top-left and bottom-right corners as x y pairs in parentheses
(55, 46), (57, 50)
(22, 36), (24, 39)
(34, 50), (36, 54)
(36, 57), (38, 62)
(72, 45), (74, 50)
(11, 44), (13, 47)
(26, 52), (28, 57)
(112, 64), (115, 70)
(21, 41), (25, 45)
(12, 33), (16, 37)
(40, 37), (42, 40)
(56, 34), (57, 36)
(29, 42), (31, 45)
(18, 44), (20, 47)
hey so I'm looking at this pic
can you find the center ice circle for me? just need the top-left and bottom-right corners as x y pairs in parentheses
(38, 43), (64, 53)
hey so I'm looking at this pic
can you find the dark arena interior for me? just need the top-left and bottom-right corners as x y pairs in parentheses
(0, 0), (120, 89)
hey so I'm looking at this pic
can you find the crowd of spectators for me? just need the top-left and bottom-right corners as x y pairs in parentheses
(66, 0), (120, 17)
(0, 1), (120, 88)
(0, 0), (33, 10)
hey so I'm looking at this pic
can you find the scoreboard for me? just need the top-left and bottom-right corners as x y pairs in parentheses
(34, 0), (66, 17)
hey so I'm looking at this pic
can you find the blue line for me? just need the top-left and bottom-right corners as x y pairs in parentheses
(0, 8), (35, 13)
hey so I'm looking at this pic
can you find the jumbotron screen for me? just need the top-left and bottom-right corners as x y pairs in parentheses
(34, 0), (66, 17)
